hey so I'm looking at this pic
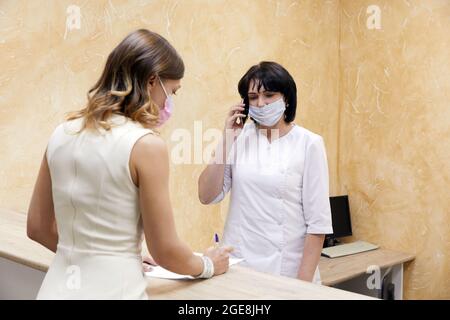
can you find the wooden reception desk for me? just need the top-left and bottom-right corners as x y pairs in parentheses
(0, 208), (374, 300)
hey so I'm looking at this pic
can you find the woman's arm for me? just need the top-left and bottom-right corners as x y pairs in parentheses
(132, 133), (232, 277)
(297, 234), (325, 281)
(27, 151), (58, 252)
(198, 103), (245, 204)
(198, 134), (229, 204)
(299, 136), (333, 282)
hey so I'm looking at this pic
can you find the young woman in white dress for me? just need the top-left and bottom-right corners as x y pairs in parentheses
(27, 29), (232, 299)
(198, 62), (333, 284)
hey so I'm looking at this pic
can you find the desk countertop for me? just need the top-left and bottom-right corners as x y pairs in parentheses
(0, 208), (375, 300)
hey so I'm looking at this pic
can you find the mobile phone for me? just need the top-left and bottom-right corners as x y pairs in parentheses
(239, 96), (249, 124)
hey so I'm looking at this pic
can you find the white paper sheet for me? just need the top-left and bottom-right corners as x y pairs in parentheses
(144, 252), (244, 280)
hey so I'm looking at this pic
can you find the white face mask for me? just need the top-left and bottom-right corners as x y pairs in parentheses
(249, 98), (286, 126)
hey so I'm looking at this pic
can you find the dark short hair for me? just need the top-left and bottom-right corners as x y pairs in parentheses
(238, 61), (297, 123)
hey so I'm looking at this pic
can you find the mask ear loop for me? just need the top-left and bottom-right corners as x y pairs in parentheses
(158, 76), (169, 98)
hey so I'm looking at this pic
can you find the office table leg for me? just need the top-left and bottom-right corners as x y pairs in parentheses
(391, 264), (403, 300)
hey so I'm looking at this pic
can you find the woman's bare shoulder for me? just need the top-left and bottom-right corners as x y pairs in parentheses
(135, 132), (166, 149)
(131, 133), (169, 169)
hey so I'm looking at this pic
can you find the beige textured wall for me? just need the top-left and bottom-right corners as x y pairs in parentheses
(0, 0), (339, 249)
(0, 0), (448, 299)
(339, 0), (450, 299)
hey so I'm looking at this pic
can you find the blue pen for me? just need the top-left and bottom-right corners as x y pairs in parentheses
(214, 233), (220, 248)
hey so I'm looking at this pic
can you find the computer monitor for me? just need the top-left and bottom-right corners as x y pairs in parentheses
(324, 195), (353, 247)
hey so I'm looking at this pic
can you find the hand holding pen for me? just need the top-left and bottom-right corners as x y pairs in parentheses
(203, 233), (233, 276)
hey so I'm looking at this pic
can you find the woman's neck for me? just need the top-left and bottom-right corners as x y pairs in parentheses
(256, 119), (293, 142)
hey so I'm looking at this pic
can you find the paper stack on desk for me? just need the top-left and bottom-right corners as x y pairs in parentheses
(145, 252), (244, 280)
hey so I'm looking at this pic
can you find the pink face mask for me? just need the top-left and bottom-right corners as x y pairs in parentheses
(157, 77), (174, 127)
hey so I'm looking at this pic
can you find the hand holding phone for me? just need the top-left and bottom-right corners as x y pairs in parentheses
(224, 100), (246, 132)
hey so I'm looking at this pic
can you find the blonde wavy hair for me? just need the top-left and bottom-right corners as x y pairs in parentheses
(65, 29), (184, 132)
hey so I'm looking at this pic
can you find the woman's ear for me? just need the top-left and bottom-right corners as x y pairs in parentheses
(148, 75), (157, 89)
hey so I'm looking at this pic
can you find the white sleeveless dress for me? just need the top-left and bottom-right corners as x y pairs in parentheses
(37, 114), (154, 299)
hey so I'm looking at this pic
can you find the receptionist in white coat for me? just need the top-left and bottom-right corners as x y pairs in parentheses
(198, 61), (333, 284)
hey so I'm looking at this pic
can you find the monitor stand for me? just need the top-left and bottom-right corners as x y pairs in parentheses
(323, 236), (341, 248)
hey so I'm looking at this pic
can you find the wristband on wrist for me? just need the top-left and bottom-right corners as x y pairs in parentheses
(194, 256), (214, 279)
